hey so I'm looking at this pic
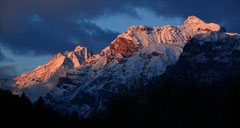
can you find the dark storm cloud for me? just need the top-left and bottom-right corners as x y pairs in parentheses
(1, 19), (119, 54)
(0, 0), (141, 35)
(0, 0), (240, 55)
(0, 0), (128, 54)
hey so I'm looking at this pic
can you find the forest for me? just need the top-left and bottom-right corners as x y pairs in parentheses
(0, 74), (239, 128)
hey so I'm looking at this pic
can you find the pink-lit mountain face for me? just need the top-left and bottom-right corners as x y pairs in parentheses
(0, 46), (94, 101)
(15, 46), (94, 87)
(44, 16), (229, 117)
(1, 16), (238, 117)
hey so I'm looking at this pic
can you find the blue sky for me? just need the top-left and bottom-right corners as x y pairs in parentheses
(0, 0), (240, 77)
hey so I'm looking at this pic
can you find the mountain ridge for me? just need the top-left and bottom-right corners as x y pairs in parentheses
(1, 16), (237, 116)
(0, 46), (94, 101)
(45, 16), (227, 117)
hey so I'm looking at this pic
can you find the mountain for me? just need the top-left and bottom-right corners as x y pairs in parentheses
(0, 46), (94, 101)
(46, 16), (225, 117)
(162, 31), (240, 85)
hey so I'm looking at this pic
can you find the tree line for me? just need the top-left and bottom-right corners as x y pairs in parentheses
(0, 74), (239, 128)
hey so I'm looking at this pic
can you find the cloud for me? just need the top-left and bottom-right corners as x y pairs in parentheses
(1, 0), (125, 55)
(1, 0), (240, 33)
(0, 50), (5, 61)
(0, 0), (240, 56)
(0, 65), (17, 78)
(0, 0), (239, 78)
(137, 0), (240, 33)
(1, 15), (119, 54)
(0, 0), (137, 36)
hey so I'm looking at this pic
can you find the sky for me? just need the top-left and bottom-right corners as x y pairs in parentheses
(0, 0), (240, 77)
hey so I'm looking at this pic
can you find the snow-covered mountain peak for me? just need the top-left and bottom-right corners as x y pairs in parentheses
(182, 16), (224, 33)
(45, 17), (227, 117)
(183, 16), (205, 25)
(1, 16), (229, 115)
(110, 16), (223, 55)
(73, 46), (94, 57)
(2, 46), (95, 101)
(63, 46), (94, 68)
(80, 17), (224, 70)
(52, 53), (65, 60)
(74, 45), (85, 52)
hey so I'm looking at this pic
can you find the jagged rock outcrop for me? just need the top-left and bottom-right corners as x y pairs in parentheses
(162, 31), (240, 85)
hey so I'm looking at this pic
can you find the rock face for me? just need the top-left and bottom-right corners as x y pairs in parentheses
(65, 46), (94, 68)
(110, 37), (143, 57)
(2, 46), (94, 101)
(46, 16), (224, 117)
(15, 53), (73, 89)
(163, 31), (240, 85)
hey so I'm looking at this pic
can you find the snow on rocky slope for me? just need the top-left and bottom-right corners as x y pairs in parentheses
(162, 31), (240, 85)
(46, 16), (225, 117)
(0, 46), (94, 101)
